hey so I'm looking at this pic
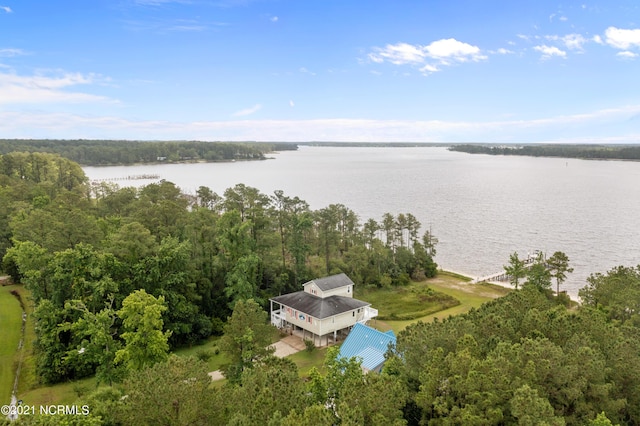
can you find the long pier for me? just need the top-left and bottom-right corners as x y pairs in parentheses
(90, 174), (160, 183)
(470, 253), (541, 284)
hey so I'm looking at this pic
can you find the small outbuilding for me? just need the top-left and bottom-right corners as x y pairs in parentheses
(338, 323), (396, 373)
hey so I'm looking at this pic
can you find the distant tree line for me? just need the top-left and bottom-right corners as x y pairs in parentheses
(449, 143), (640, 161)
(0, 152), (437, 384)
(300, 142), (450, 147)
(0, 139), (298, 166)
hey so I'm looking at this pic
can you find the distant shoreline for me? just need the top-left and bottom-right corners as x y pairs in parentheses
(449, 144), (640, 162)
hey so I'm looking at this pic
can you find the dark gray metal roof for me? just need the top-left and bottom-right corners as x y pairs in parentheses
(305, 273), (355, 292)
(270, 291), (369, 319)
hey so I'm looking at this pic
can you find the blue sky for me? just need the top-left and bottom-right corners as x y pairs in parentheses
(1, 0), (639, 143)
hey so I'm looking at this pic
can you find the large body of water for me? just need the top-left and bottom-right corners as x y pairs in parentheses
(84, 146), (640, 297)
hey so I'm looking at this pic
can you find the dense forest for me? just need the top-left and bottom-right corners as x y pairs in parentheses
(2, 150), (640, 425)
(0, 140), (298, 166)
(0, 151), (437, 383)
(449, 143), (640, 161)
(4, 273), (640, 425)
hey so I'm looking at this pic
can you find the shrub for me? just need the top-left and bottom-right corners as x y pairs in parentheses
(196, 349), (213, 362)
(304, 339), (316, 352)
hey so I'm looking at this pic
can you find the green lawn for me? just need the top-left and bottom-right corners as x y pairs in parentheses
(18, 376), (100, 406)
(371, 272), (511, 334)
(173, 326), (281, 373)
(288, 347), (328, 377)
(0, 284), (24, 405)
(354, 279), (460, 321)
(173, 337), (230, 372)
(14, 286), (37, 396)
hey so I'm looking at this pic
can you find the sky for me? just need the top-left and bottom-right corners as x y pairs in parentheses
(1, 0), (640, 143)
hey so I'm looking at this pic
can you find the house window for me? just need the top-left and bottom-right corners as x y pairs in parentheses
(347, 286), (351, 293)
(353, 311), (355, 317)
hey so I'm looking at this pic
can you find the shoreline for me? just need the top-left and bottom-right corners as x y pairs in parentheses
(440, 269), (580, 302)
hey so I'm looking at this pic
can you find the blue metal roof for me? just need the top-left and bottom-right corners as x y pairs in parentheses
(338, 323), (397, 372)
(355, 347), (386, 371)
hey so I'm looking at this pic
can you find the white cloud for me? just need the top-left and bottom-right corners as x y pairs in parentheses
(604, 27), (640, 50)
(424, 38), (485, 61)
(533, 45), (566, 59)
(592, 35), (603, 45)
(1, 5), (11, 13)
(549, 13), (567, 22)
(270, 16), (278, 22)
(4, 105), (639, 143)
(419, 64), (439, 73)
(494, 48), (514, 55)
(617, 51), (638, 59)
(5, 105), (640, 143)
(0, 48), (26, 57)
(368, 43), (425, 65)
(167, 25), (205, 31)
(289, 100), (294, 107)
(562, 34), (587, 50)
(133, 0), (188, 5)
(299, 67), (315, 75)
(232, 104), (262, 117)
(369, 38), (485, 74)
(543, 33), (587, 51)
(0, 71), (115, 104)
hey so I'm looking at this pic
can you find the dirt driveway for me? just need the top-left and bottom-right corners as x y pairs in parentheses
(208, 335), (305, 381)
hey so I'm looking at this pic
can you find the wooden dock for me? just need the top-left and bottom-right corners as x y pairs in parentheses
(90, 174), (160, 183)
(470, 253), (540, 284)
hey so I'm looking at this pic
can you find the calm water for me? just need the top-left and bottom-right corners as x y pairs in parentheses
(84, 146), (640, 297)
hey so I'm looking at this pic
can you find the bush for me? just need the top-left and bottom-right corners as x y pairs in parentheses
(73, 383), (89, 398)
(210, 317), (225, 336)
(555, 292), (572, 307)
(304, 339), (315, 352)
(196, 349), (213, 362)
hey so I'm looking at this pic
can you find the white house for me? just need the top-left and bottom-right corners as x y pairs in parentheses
(269, 273), (378, 346)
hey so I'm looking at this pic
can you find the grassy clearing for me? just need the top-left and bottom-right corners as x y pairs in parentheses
(173, 337), (230, 372)
(15, 286), (37, 396)
(19, 376), (100, 406)
(372, 272), (511, 334)
(0, 284), (22, 405)
(173, 327), (280, 372)
(354, 280), (459, 321)
(288, 347), (328, 377)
